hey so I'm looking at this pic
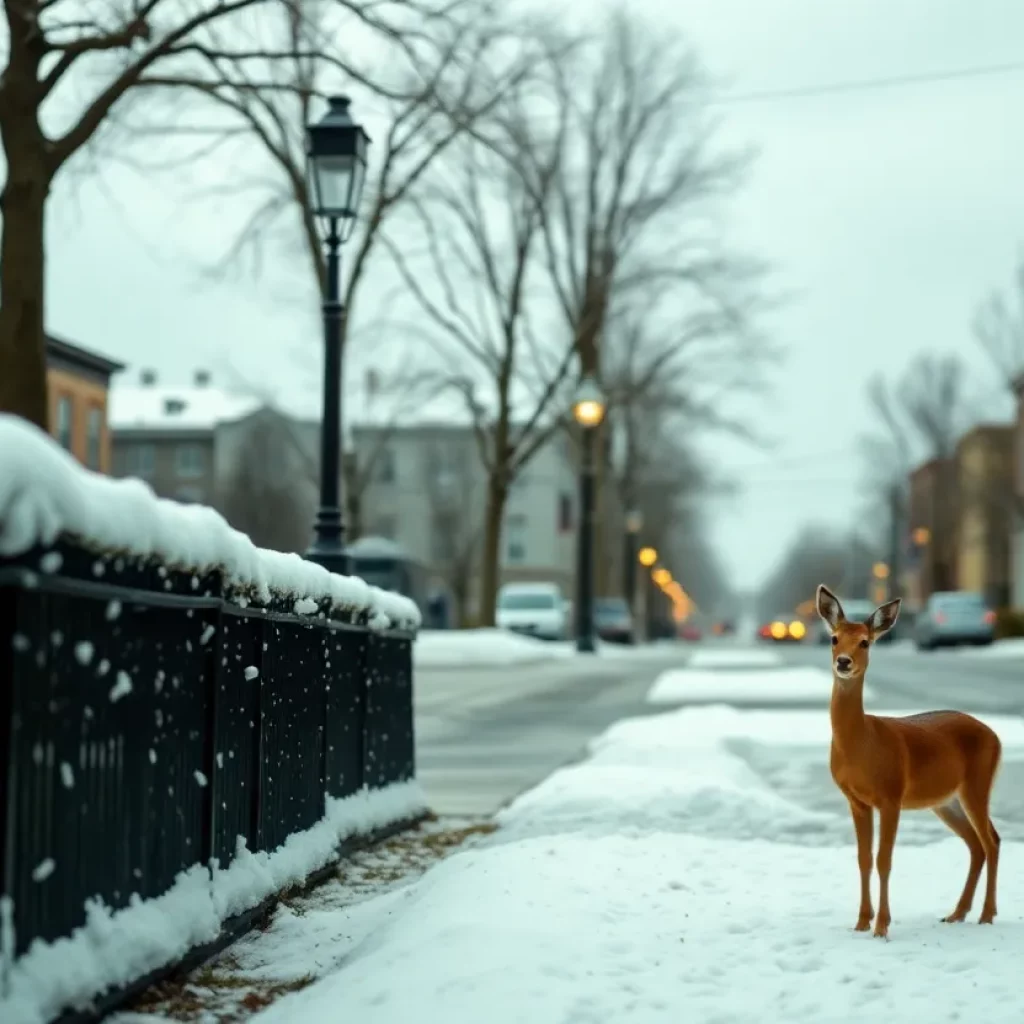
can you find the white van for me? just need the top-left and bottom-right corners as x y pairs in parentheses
(495, 582), (568, 641)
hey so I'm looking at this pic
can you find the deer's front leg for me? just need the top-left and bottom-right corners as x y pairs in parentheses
(874, 803), (901, 939)
(848, 797), (874, 931)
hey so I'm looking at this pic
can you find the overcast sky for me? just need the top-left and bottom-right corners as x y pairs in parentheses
(45, 0), (1024, 590)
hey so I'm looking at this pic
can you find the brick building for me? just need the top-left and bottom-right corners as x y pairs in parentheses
(45, 335), (124, 473)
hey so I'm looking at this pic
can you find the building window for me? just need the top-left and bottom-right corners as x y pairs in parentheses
(85, 406), (103, 470)
(174, 486), (204, 505)
(558, 493), (573, 533)
(135, 444), (155, 478)
(56, 395), (73, 451)
(176, 443), (205, 478)
(505, 513), (527, 564)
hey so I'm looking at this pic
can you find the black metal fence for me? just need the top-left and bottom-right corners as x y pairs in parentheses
(0, 536), (415, 961)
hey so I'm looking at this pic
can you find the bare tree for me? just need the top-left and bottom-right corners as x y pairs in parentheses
(129, 0), (537, 346)
(0, 0), (321, 427)
(382, 93), (576, 625)
(974, 250), (1024, 388)
(528, 9), (753, 377)
(756, 526), (853, 623)
(217, 411), (313, 551)
(860, 353), (981, 593)
(518, 9), (763, 592)
(422, 437), (481, 624)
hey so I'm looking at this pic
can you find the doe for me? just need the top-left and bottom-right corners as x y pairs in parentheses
(816, 583), (1002, 939)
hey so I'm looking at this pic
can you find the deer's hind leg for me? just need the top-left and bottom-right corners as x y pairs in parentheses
(933, 798), (985, 923)
(958, 753), (1001, 924)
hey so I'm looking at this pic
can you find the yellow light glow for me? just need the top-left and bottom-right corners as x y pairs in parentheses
(770, 620), (787, 639)
(796, 599), (815, 618)
(573, 399), (605, 428)
(652, 568), (672, 586)
(638, 546), (658, 567)
(912, 526), (930, 546)
(872, 562), (890, 580)
(788, 620), (806, 639)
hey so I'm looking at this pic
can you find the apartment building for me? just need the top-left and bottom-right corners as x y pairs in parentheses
(906, 456), (957, 604)
(109, 369), (258, 505)
(954, 424), (1014, 608)
(45, 335), (124, 473)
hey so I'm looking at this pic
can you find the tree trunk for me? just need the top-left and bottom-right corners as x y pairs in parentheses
(477, 474), (508, 627)
(0, 153), (51, 428)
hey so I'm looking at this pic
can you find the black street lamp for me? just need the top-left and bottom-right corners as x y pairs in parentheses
(572, 375), (606, 653)
(304, 95), (370, 577)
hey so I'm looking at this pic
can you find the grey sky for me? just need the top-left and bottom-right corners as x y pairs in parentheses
(45, 0), (1024, 590)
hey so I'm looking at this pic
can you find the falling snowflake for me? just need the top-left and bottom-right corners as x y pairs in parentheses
(109, 672), (133, 702)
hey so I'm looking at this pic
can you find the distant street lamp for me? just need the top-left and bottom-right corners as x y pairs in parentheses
(652, 567), (672, 587)
(638, 546), (658, 567)
(912, 526), (931, 547)
(872, 562), (890, 580)
(304, 95), (370, 577)
(572, 374), (606, 653)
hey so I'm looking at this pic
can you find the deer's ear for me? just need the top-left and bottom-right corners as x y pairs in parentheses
(816, 584), (844, 630)
(869, 597), (901, 638)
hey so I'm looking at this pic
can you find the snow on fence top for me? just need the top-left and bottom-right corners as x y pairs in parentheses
(0, 415), (420, 632)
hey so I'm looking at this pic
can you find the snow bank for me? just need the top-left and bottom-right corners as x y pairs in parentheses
(0, 416), (419, 632)
(647, 665), (863, 705)
(414, 629), (663, 669)
(0, 781), (426, 1024)
(414, 629), (574, 668)
(231, 705), (1024, 1024)
(684, 646), (782, 669)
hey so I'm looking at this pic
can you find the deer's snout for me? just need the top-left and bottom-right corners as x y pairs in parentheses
(835, 654), (853, 673)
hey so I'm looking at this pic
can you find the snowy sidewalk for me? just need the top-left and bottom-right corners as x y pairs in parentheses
(127, 694), (1024, 1024)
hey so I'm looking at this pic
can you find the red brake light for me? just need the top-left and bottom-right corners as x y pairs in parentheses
(933, 611), (946, 624)
(984, 610), (996, 624)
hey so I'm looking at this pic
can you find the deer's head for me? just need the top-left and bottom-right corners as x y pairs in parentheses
(816, 584), (901, 681)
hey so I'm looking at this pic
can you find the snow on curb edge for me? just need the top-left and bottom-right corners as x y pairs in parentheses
(0, 415), (420, 632)
(0, 780), (427, 1024)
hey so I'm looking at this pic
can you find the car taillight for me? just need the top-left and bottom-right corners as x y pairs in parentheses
(984, 610), (996, 624)
(933, 611), (946, 624)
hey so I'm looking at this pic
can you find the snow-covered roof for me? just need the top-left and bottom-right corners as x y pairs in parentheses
(109, 384), (261, 432)
(0, 415), (420, 631)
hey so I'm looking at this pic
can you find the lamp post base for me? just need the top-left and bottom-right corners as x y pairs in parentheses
(576, 633), (597, 654)
(306, 507), (349, 577)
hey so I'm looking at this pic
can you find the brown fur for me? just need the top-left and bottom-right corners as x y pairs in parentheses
(817, 584), (1002, 939)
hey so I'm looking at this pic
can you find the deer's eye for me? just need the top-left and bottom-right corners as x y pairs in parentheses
(859, 639), (869, 649)
(831, 635), (838, 647)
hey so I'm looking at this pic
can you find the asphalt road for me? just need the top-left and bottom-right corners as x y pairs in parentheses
(414, 645), (688, 816)
(414, 636), (1024, 840)
(780, 639), (1024, 714)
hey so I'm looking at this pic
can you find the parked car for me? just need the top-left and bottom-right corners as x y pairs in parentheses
(495, 582), (568, 641)
(815, 598), (894, 645)
(593, 597), (635, 644)
(915, 591), (995, 650)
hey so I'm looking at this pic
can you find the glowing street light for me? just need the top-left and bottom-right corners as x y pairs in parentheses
(638, 546), (658, 567)
(872, 562), (890, 580)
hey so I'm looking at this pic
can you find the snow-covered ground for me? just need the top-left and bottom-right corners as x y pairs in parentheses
(134, 693), (1024, 1024)
(645, 646), (874, 706)
(414, 629), (668, 669)
(646, 665), (866, 706)
(684, 647), (781, 669)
